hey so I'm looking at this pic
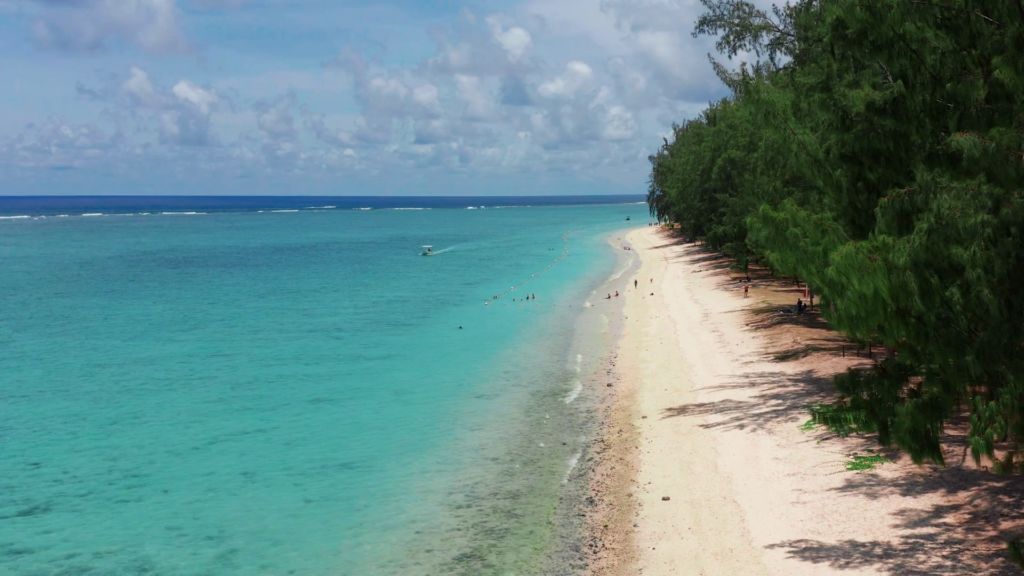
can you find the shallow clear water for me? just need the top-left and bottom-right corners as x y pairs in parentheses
(0, 203), (648, 575)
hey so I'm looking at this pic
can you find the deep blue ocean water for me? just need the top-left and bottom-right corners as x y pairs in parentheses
(0, 195), (643, 218)
(0, 198), (648, 575)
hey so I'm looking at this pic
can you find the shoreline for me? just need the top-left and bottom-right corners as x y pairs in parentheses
(581, 226), (1024, 575)
(545, 227), (643, 575)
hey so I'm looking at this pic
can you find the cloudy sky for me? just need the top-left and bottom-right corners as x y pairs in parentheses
(0, 0), (745, 195)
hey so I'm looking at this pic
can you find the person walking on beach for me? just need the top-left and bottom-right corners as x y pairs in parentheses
(744, 285), (749, 298)
(634, 279), (638, 289)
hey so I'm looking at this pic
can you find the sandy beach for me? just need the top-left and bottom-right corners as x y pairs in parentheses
(581, 226), (1024, 575)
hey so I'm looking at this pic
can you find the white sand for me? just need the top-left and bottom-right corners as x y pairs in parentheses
(604, 227), (953, 575)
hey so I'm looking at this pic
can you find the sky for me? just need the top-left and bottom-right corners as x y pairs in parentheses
(0, 0), (751, 196)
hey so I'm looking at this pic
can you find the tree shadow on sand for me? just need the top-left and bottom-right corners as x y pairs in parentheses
(658, 367), (1024, 574)
(770, 458), (1024, 575)
(766, 488), (1023, 576)
(659, 369), (833, 433)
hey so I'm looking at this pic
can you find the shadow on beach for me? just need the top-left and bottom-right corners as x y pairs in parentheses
(767, 464), (1024, 576)
(646, 228), (1024, 575)
(658, 363), (1024, 575)
(659, 369), (830, 433)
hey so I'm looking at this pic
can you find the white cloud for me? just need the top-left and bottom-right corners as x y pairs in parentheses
(524, 0), (627, 54)
(1, 115), (120, 169)
(254, 94), (296, 141)
(527, 0), (724, 101)
(601, 105), (636, 141)
(172, 80), (219, 115)
(112, 67), (223, 146)
(414, 118), (450, 144)
(538, 61), (594, 98)
(427, 42), (475, 72)
(367, 77), (410, 100)
(485, 15), (533, 62)
(607, 56), (648, 96)
(303, 110), (355, 148)
(121, 67), (168, 109)
(31, 0), (188, 54)
(6, 0), (744, 187)
(412, 84), (442, 116)
(454, 74), (495, 120)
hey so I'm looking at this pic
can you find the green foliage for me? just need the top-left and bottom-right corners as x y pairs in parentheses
(808, 403), (875, 437)
(1009, 539), (1024, 570)
(650, 0), (1024, 470)
(846, 453), (889, 472)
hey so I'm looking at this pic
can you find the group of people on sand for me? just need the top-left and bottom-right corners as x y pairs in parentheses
(604, 278), (657, 301)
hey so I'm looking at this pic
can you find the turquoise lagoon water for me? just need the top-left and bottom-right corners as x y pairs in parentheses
(0, 202), (648, 575)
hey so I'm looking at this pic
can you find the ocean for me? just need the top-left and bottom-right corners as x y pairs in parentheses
(0, 197), (648, 575)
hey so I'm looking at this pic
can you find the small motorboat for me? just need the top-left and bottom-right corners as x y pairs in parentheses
(625, 216), (631, 221)
(421, 245), (435, 256)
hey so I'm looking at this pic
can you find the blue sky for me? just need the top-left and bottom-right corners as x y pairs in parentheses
(0, 0), (744, 195)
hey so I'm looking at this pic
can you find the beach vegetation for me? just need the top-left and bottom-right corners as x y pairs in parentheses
(1009, 538), (1024, 570)
(808, 402), (875, 438)
(845, 453), (889, 472)
(648, 0), (1024, 487)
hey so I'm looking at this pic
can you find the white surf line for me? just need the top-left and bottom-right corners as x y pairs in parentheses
(484, 230), (579, 305)
(564, 380), (583, 404)
(563, 450), (583, 483)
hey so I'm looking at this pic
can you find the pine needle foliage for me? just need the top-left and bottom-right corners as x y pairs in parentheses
(649, 0), (1024, 471)
(809, 403), (875, 437)
(1009, 538), (1024, 570)
(846, 453), (889, 472)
